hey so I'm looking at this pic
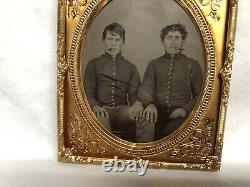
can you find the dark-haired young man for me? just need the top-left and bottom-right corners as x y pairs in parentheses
(138, 23), (203, 140)
(84, 23), (153, 142)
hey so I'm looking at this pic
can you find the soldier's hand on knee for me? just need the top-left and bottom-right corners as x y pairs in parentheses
(129, 101), (144, 121)
(143, 103), (158, 123)
(100, 107), (109, 118)
(169, 107), (187, 119)
(93, 105), (109, 118)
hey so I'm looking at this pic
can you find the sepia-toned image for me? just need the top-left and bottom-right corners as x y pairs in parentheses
(82, 0), (204, 143)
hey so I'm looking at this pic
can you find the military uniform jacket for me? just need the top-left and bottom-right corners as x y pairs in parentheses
(84, 53), (141, 108)
(138, 53), (203, 114)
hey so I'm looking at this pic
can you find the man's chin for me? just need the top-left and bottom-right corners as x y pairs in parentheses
(167, 50), (179, 56)
(107, 51), (120, 56)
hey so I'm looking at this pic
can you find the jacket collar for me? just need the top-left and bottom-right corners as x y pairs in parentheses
(164, 52), (186, 60)
(102, 52), (123, 61)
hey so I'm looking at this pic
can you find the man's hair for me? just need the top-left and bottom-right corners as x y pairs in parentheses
(102, 23), (126, 43)
(160, 23), (188, 41)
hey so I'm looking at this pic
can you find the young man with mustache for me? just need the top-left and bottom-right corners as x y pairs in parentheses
(138, 23), (203, 140)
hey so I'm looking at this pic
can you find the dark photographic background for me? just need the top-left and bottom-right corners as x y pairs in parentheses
(82, 0), (205, 79)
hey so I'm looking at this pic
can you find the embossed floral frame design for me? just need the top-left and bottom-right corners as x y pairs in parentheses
(57, 0), (238, 171)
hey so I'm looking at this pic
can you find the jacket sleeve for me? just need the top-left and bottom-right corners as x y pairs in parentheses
(138, 61), (155, 107)
(128, 65), (141, 105)
(83, 60), (100, 108)
(182, 61), (203, 114)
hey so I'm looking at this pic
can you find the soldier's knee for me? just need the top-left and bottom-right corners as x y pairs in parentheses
(135, 117), (155, 143)
(96, 116), (111, 131)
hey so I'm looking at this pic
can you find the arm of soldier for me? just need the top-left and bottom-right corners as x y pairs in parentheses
(138, 62), (157, 123)
(128, 65), (141, 105)
(128, 65), (143, 121)
(138, 61), (155, 106)
(83, 60), (100, 110)
(181, 61), (203, 114)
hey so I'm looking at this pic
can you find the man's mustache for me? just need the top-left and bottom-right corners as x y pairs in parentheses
(170, 47), (184, 50)
(107, 48), (117, 51)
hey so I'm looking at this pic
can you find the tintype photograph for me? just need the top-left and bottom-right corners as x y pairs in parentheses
(82, 0), (204, 143)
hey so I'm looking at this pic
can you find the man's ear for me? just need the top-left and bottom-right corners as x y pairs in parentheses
(102, 38), (107, 47)
(121, 44), (125, 51)
(182, 39), (186, 49)
(122, 38), (125, 44)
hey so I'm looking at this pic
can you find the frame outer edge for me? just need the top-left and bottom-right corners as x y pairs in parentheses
(215, 0), (238, 171)
(57, 0), (239, 170)
(57, 0), (68, 161)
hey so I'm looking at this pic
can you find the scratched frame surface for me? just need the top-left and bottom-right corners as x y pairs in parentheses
(57, 0), (238, 171)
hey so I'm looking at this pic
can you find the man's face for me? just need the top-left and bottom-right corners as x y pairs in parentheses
(103, 31), (124, 57)
(163, 31), (184, 56)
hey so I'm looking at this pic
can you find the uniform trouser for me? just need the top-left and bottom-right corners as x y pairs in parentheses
(136, 107), (186, 141)
(155, 107), (186, 140)
(96, 105), (155, 143)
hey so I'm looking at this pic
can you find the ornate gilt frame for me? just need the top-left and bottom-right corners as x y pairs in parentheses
(57, 0), (238, 171)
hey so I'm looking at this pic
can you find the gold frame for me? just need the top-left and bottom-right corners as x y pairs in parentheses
(57, 0), (238, 171)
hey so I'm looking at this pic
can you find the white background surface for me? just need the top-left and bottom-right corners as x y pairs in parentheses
(0, 0), (250, 187)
